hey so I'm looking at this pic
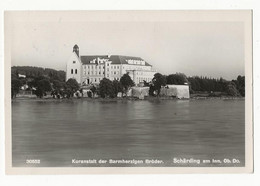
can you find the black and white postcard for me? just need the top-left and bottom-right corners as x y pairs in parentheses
(5, 10), (253, 174)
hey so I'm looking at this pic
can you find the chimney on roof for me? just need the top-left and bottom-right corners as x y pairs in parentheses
(73, 44), (79, 57)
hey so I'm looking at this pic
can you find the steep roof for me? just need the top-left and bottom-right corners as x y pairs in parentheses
(80, 55), (109, 64)
(80, 55), (152, 66)
(108, 55), (152, 66)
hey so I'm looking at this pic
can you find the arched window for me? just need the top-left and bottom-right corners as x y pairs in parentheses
(71, 69), (73, 74)
(75, 69), (77, 74)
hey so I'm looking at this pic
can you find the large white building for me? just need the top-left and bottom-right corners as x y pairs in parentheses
(66, 45), (157, 85)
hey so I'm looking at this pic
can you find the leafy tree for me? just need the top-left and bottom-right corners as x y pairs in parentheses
(218, 77), (227, 92)
(235, 75), (245, 97)
(149, 84), (156, 96)
(11, 78), (22, 98)
(38, 79), (52, 91)
(112, 80), (123, 97)
(51, 80), (66, 98)
(66, 78), (79, 97)
(120, 73), (135, 96)
(143, 80), (150, 87)
(90, 85), (98, 98)
(87, 91), (92, 98)
(166, 73), (188, 85)
(11, 66), (70, 98)
(188, 77), (201, 92)
(52, 80), (65, 91)
(34, 79), (52, 98)
(99, 78), (114, 98)
(66, 78), (79, 90)
(187, 76), (229, 93)
(151, 73), (166, 96)
(226, 82), (240, 96)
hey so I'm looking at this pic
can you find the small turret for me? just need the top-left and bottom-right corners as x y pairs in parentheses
(73, 44), (79, 57)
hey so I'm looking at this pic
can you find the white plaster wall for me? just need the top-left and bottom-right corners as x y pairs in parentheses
(66, 52), (82, 83)
(167, 85), (190, 99)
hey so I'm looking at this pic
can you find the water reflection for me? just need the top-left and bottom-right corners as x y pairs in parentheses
(12, 99), (245, 167)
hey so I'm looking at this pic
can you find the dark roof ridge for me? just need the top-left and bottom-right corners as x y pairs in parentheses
(80, 54), (152, 66)
(80, 55), (109, 57)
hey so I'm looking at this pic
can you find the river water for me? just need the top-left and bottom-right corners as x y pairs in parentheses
(12, 98), (245, 167)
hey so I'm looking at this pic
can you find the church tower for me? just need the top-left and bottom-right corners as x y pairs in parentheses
(73, 44), (79, 57)
(66, 44), (81, 83)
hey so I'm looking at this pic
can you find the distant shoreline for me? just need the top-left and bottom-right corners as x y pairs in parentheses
(11, 96), (245, 102)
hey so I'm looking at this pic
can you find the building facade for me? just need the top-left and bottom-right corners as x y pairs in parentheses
(66, 45), (157, 85)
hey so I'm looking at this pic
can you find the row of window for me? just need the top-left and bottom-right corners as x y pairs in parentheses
(71, 68), (152, 77)
(135, 72), (154, 75)
(89, 78), (102, 83)
(83, 65), (121, 69)
(84, 71), (104, 75)
(83, 67), (120, 73)
(86, 76), (150, 84)
(83, 71), (120, 75)
(125, 67), (150, 71)
(87, 77), (120, 83)
(84, 65), (105, 69)
(137, 77), (152, 82)
(111, 65), (120, 69)
(81, 64), (150, 71)
(71, 71), (152, 81)
(71, 69), (77, 74)
(126, 59), (145, 66)
(83, 64), (123, 69)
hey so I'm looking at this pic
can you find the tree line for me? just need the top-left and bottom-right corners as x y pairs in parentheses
(11, 66), (73, 98)
(11, 66), (245, 99)
(85, 73), (135, 98)
(12, 66), (65, 81)
(11, 66), (135, 99)
(187, 75), (245, 96)
(78, 73), (245, 98)
(145, 72), (245, 97)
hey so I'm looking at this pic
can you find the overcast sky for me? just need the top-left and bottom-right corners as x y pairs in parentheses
(10, 13), (245, 80)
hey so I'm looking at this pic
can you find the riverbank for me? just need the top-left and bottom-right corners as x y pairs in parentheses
(11, 95), (245, 103)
